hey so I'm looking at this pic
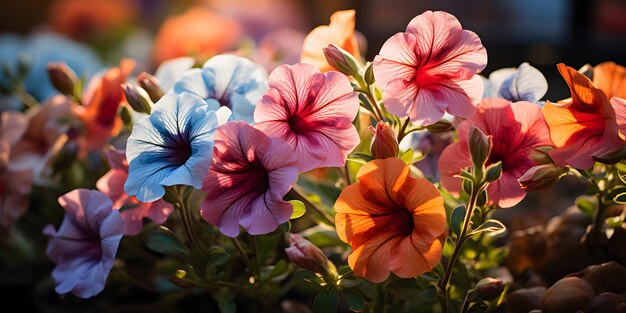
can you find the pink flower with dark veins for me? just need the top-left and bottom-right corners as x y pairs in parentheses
(254, 63), (360, 172)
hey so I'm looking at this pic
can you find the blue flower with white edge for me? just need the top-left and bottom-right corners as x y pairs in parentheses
(482, 62), (548, 104)
(173, 54), (267, 124)
(155, 57), (196, 91)
(125, 92), (231, 202)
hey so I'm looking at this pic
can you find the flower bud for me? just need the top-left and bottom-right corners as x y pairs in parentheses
(285, 234), (330, 274)
(122, 82), (153, 114)
(137, 72), (165, 102)
(323, 44), (361, 78)
(426, 119), (454, 133)
(369, 122), (399, 159)
(468, 277), (505, 302)
(468, 126), (492, 175)
(518, 164), (564, 191)
(47, 62), (78, 97)
(530, 146), (555, 164)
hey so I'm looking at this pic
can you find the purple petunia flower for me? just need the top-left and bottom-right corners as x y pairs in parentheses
(43, 189), (124, 298)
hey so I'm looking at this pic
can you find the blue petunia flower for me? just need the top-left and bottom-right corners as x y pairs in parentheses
(482, 62), (548, 104)
(173, 54), (267, 124)
(125, 92), (231, 202)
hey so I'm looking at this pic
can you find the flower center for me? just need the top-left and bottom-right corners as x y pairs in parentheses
(166, 133), (192, 166)
(397, 209), (415, 235)
(288, 115), (308, 134)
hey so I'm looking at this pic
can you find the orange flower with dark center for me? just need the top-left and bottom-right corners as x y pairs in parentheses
(593, 61), (626, 99)
(542, 63), (624, 168)
(334, 157), (445, 283)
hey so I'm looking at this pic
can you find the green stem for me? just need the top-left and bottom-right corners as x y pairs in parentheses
(230, 237), (258, 281)
(460, 293), (471, 313)
(166, 186), (200, 250)
(439, 183), (483, 313)
(290, 186), (335, 226)
(397, 117), (411, 142)
(344, 162), (352, 185)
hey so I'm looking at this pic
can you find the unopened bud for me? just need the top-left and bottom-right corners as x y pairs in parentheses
(137, 72), (164, 102)
(122, 83), (153, 114)
(468, 126), (492, 176)
(426, 119), (454, 133)
(468, 278), (505, 302)
(47, 62), (78, 97)
(368, 122), (399, 159)
(485, 161), (502, 182)
(518, 164), (564, 191)
(323, 44), (361, 78)
(530, 146), (555, 164)
(593, 146), (626, 164)
(285, 234), (329, 274)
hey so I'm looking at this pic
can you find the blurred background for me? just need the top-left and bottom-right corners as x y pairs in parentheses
(2, 0), (626, 101)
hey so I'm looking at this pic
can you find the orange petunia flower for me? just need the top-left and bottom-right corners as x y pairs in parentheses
(542, 63), (624, 168)
(301, 9), (361, 72)
(152, 7), (242, 66)
(334, 157), (445, 283)
(48, 0), (136, 40)
(593, 61), (626, 99)
(75, 59), (135, 154)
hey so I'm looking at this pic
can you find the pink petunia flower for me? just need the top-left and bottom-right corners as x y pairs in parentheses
(96, 147), (173, 236)
(201, 121), (298, 237)
(43, 189), (124, 298)
(373, 10), (487, 126)
(438, 99), (553, 208)
(254, 63), (360, 172)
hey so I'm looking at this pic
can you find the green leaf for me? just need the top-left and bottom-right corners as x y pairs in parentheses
(338, 278), (359, 288)
(471, 219), (506, 237)
(145, 227), (189, 256)
(450, 205), (466, 237)
(337, 266), (352, 277)
(419, 285), (437, 302)
(476, 190), (488, 207)
(289, 200), (306, 219)
(343, 289), (364, 312)
(364, 62), (375, 85)
(386, 279), (421, 300)
(400, 149), (414, 164)
(207, 246), (230, 267)
(576, 196), (597, 216)
(350, 152), (374, 162)
(313, 286), (339, 313)
(214, 288), (236, 313)
(269, 259), (288, 278)
(614, 192), (626, 204)
(295, 270), (324, 284)
(443, 237), (455, 260)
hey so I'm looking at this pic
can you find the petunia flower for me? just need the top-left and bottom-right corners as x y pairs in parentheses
(542, 63), (624, 169)
(43, 189), (124, 298)
(0, 111), (33, 227)
(438, 98), (553, 208)
(10, 95), (74, 183)
(482, 62), (548, 103)
(592, 61), (626, 99)
(252, 28), (306, 72)
(301, 9), (361, 72)
(74, 59), (135, 153)
(97, 147), (173, 235)
(334, 157), (446, 283)
(200, 121), (298, 237)
(373, 10), (487, 126)
(173, 54), (268, 124)
(152, 7), (242, 65)
(154, 57), (196, 91)
(125, 92), (231, 202)
(254, 63), (360, 172)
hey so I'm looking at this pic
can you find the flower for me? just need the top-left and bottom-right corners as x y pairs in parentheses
(438, 98), (553, 208)
(483, 62), (548, 103)
(48, 0), (137, 40)
(373, 11), (487, 126)
(200, 121), (298, 237)
(369, 121), (399, 159)
(0, 111), (33, 227)
(97, 147), (173, 235)
(542, 63), (624, 169)
(251, 28), (306, 72)
(154, 57), (196, 91)
(334, 158), (445, 282)
(254, 63), (360, 172)
(10, 95), (74, 183)
(592, 61), (626, 99)
(125, 93), (231, 202)
(301, 10), (361, 72)
(173, 54), (268, 124)
(43, 189), (124, 298)
(74, 59), (135, 153)
(152, 7), (242, 65)
(285, 233), (332, 274)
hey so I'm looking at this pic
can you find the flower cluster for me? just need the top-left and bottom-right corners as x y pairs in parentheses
(2, 5), (626, 313)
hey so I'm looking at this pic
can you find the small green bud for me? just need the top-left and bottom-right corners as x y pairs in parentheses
(323, 44), (361, 78)
(122, 82), (153, 114)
